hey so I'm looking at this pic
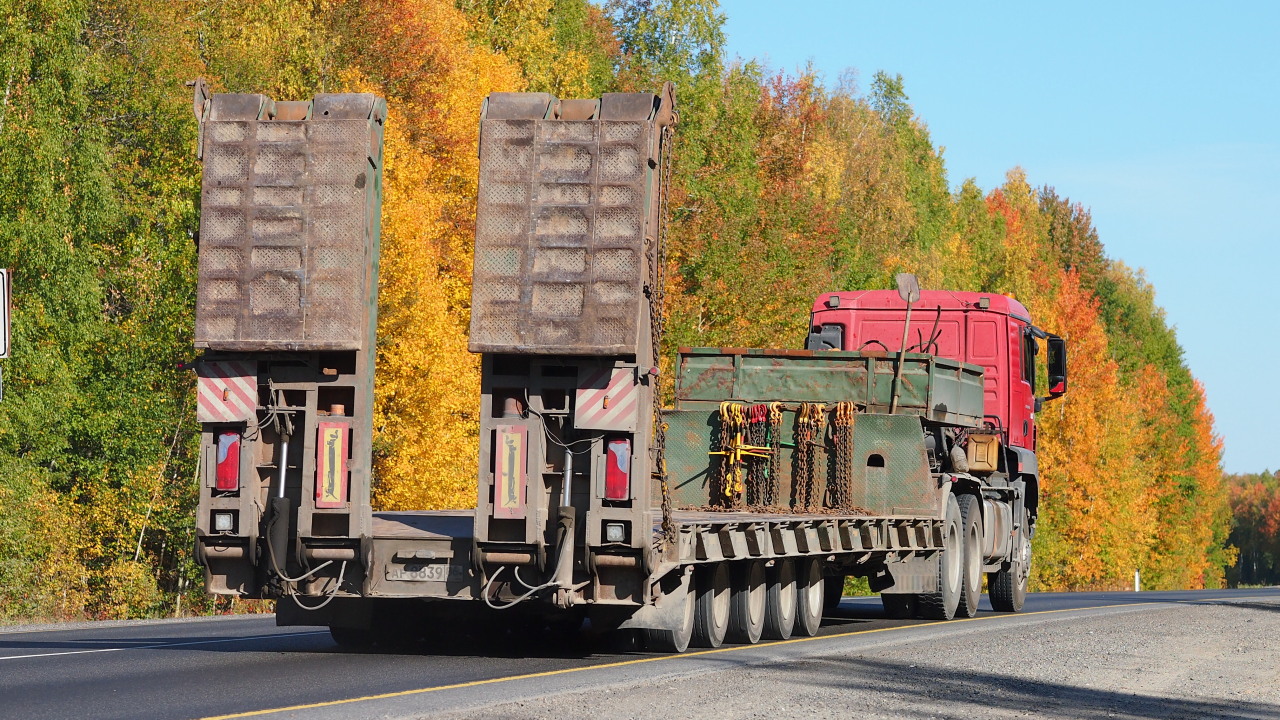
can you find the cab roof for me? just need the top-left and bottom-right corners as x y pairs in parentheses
(812, 289), (1033, 324)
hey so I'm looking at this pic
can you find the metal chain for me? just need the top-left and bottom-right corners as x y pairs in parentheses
(713, 402), (731, 503)
(793, 405), (809, 509)
(745, 403), (768, 506)
(651, 124), (676, 542)
(716, 402), (749, 506)
(831, 402), (856, 509)
(812, 404), (827, 510)
(795, 403), (824, 510)
(767, 403), (782, 507)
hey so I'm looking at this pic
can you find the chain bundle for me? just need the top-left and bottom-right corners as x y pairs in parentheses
(830, 402), (857, 509)
(743, 403), (782, 506)
(768, 403), (783, 505)
(794, 403), (827, 510)
(711, 401), (776, 507)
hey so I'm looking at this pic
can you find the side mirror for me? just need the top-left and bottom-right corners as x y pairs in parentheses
(1046, 334), (1066, 399)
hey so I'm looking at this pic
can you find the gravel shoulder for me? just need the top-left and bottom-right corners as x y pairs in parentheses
(435, 597), (1280, 720)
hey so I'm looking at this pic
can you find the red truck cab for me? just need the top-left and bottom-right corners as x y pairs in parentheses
(806, 290), (1066, 457)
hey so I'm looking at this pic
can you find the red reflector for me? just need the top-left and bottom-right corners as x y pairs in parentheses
(604, 437), (631, 501)
(493, 425), (528, 519)
(215, 432), (240, 491)
(316, 422), (350, 508)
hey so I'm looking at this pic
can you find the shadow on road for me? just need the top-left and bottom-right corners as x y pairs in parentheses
(770, 654), (1280, 720)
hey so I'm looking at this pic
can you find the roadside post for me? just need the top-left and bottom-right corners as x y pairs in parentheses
(0, 268), (9, 402)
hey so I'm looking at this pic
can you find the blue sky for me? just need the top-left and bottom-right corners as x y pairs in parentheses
(722, 1), (1279, 474)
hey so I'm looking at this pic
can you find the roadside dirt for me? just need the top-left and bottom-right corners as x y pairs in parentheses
(435, 598), (1280, 720)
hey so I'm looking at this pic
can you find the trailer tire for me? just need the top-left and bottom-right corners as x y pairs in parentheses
(644, 574), (697, 653)
(794, 558), (824, 637)
(957, 493), (983, 618)
(727, 560), (766, 644)
(823, 574), (845, 614)
(692, 563), (731, 648)
(762, 559), (797, 640)
(881, 593), (916, 619)
(990, 508), (1031, 612)
(918, 493), (962, 621)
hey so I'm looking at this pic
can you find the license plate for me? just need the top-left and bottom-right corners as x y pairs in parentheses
(386, 562), (464, 582)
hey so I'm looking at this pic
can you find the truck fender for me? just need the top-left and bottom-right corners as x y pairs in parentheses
(616, 565), (692, 632)
(1009, 446), (1038, 477)
(1021, 474), (1039, 536)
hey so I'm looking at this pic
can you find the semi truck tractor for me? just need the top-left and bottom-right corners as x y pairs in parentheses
(191, 83), (1067, 652)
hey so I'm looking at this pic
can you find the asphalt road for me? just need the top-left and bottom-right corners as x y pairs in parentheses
(2, 587), (1276, 720)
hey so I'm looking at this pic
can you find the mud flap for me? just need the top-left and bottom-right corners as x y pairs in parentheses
(615, 566), (692, 632)
(277, 595), (372, 629)
(872, 554), (939, 594)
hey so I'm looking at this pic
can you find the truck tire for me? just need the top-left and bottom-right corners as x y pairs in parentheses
(989, 509), (1031, 612)
(881, 593), (916, 619)
(918, 493), (962, 621)
(644, 572), (696, 653)
(691, 562), (731, 648)
(762, 558), (797, 640)
(727, 560), (766, 644)
(823, 574), (845, 614)
(794, 558), (824, 637)
(957, 493), (983, 618)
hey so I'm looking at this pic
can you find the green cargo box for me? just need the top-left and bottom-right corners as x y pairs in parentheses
(661, 347), (984, 517)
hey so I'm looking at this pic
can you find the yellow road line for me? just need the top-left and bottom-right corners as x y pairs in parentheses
(201, 601), (1163, 719)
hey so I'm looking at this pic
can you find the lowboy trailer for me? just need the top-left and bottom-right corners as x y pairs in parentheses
(191, 83), (1067, 652)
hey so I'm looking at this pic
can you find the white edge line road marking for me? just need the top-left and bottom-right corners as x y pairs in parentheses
(0, 631), (328, 661)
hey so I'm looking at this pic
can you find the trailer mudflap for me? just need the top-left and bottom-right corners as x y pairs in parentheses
(872, 553), (940, 594)
(615, 566), (692, 632)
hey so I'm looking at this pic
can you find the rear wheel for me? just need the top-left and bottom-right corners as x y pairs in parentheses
(918, 493), (962, 620)
(880, 593), (916, 619)
(762, 559), (797, 640)
(692, 563), (731, 648)
(990, 508), (1031, 612)
(794, 558), (824, 637)
(823, 574), (845, 614)
(644, 571), (696, 652)
(957, 493), (983, 618)
(727, 560), (766, 644)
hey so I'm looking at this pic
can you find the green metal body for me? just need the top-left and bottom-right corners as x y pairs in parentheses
(664, 347), (986, 518)
(675, 347), (984, 424)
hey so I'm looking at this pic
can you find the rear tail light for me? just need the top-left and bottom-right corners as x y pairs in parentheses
(215, 432), (240, 491)
(604, 437), (631, 501)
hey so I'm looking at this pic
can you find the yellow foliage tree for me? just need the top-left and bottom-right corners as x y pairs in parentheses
(338, 0), (526, 510)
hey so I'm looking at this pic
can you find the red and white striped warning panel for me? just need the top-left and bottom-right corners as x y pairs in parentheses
(575, 366), (639, 431)
(196, 360), (259, 424)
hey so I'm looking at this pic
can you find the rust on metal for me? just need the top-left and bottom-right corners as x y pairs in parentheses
(469, 90), (676, 355)
(192, 88), (387, 352)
